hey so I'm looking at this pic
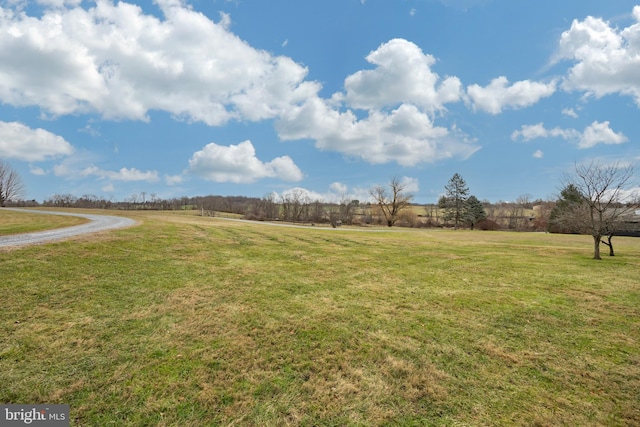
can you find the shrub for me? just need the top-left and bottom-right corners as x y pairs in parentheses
(476, 219), (501, 230)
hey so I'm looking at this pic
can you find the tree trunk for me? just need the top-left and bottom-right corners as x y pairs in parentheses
(592, 234), (602, 260)
(601, 234), (615, 256)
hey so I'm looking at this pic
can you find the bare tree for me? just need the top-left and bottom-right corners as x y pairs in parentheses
(370, 177), (413, 227)
(0, 161), (24, 207)
(339, 197), (356, 225)
(507, 194), (532, 230)
(554, 161), (639, 260)
(532, 200), (555, 231)
(280, 189), (307, 222)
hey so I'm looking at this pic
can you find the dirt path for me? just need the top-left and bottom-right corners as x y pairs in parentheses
(0, 208), (136, 248)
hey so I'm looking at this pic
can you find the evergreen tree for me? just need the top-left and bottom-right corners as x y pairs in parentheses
(440, 173), (469, 229)
(547, 184), (584, 233)
(465, 195), (487, 230)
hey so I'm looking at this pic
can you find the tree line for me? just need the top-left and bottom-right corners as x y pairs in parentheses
(1, 160), (638, 259)
(30, 185), (546, 230)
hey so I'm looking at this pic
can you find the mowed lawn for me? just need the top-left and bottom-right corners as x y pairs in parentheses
(1, 210), (639, 426)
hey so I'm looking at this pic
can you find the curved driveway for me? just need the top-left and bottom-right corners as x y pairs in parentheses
(0, 208), (136, 248)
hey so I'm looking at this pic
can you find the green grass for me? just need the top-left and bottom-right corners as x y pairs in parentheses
(0, 209), (88, 235)
(1, 210), (639, 426)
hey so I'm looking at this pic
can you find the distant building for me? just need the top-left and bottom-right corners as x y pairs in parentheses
(616, 210), (640, 237)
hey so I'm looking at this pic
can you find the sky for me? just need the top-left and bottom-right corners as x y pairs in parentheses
(1, 0), (639, 204)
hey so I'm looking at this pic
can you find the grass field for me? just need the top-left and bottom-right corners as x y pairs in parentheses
(1, 209), (639, 426)
(0, 209), (88, 236)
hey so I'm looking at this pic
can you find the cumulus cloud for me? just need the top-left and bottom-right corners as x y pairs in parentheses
(467, 76), (557, 114)
(275, 38), (482, 166)
(339, 39), (462, 112)
(329, 182), (348, 195)
(0, 1), (317, 124)
(557, 6), (640, 105)
(279, 187), (326, 203)
(0, 1), (479, 169)
(0, 0), (535, 171)
(511, 121), (627, 149)
(187, 140), (303, 183)
(579, 121), (628, 148)
(0, 121), (74, 161)
(277, 182), (379, 204)
(533, 150), (544, 159)
(399, 176), (419, 193)
(81, 165), (160, 182)
(277, 178), (418, 204)
(277, 98), (479, 166)
(511, 122), (578, 142)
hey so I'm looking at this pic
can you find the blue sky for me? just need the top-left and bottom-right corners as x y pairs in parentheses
(1, 0), (639, 204)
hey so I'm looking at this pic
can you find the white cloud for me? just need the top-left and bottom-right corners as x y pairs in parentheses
(279, 187), (324, 202)
(0, 7), (479, 168)
(467, 76), (556, 114)
(511, 123), (548, 141)
(512, 121), (627, 149)
(511, 122), (577, 142)
(340, 39), (462, 112)
(275, 38), (482, 166)
(187, 140), (303, 183)
(562, 108), (579, 118)
(579, 121), (628, 149)
(35, 0), (82, 8)
(0, 1), (317, 124)
(277, 98), (479, 166)
(533, 150), (544, 159)
(400, 176), (419, 193)
(29, 165), (48, 175)
(557, 6), (640, 105)
(329, 182), (348, 194)
(610, 187), (640, 204)
(81, 166), (160, 182)
(279, 178), (418, 204)
(278, 183), (374, 204)
(0, 121), (74, 161)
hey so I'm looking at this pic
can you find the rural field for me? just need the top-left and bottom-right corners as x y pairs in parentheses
(0, 209), (88, 235)
(1, 209), (639, 426)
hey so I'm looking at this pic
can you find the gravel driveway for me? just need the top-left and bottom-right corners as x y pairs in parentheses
(0, 208), (136, 248)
